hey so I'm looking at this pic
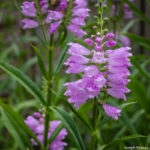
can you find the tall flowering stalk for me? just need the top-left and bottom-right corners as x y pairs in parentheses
(20, 0), (90, 149)
(64, 0), (132, 149)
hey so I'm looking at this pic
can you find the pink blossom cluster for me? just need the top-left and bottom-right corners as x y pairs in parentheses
(25, 112), (67, 149)
(64, 32), (132, 120)
(21, 0), (89, 37)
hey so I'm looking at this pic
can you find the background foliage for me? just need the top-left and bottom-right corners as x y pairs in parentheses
(0, 0), (150, 149)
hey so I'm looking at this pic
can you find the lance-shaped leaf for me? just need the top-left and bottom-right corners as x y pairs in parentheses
(0, 61), (46, 105)
(0, 102), (42, 149)
(50, 106), (86, 150)
(31, 44), (48, 80)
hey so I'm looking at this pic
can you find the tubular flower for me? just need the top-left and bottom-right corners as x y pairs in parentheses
(64, 32), (132, 120)
(25, 112), (67, 150)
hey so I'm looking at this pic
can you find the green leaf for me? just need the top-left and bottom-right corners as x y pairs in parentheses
(120, 113), (137, 134)
(122, 33), (150, 52)
(101, 134), (146, 150)
(31, 44), (48, 80)
(54, 34), (74, 75)
(100, 115), (111, 128)
(0, 61), (46, 105)
(21, 57), (37, 72)
(124, 0), (150, 26)
(0, 102), (42, 148)
(50, 106), (86, 150)
(47, 123), (64, 146)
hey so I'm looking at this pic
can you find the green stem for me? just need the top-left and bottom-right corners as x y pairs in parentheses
(43, 35), (54, 149)
(89, 98), (99, 150)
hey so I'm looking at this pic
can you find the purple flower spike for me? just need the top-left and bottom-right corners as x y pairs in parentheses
(106, 33), (115, 39)
(21, 1), (37, 17)
(105, 40), (116, 47)
(84, 38), (94, 46)
(22, 19), (39, 29)
(103, 104), (121, 120)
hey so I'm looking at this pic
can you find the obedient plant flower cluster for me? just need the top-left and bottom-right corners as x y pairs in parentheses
(25, 112), (67, 149)
(21, 0), (89, 38)
(111, 0), (134, 19)
(64, 32), (132, 120)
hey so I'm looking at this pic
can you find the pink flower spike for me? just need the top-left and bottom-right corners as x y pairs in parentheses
(103, 104), (121, 120)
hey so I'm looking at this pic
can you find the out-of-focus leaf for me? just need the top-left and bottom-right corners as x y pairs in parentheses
(54, 34), (74, 75)
(21, 57), (37, 72)
(31, 44), (48, 80)
(122, 33), (150, 52)
(100, 115), (111, 128)
(47, 123), (64, 146)
(0, 61), (46, 105)
(100, 134), (146, 150)
(128, 78), (149, 112)
(1, 108), (29, 150)
(0, 47), (12, 60)
(124, 0), (150, 26)
(122, 19), (139, 33)
(65, 101), (92, 132)
(131, 57), (150, 81)
(121, 102), (137, 109)
(120, 113), (137, 134)
(50, 106), (86, 150)
(14, 100), (38, 112)
(0, 102), (42, 149)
